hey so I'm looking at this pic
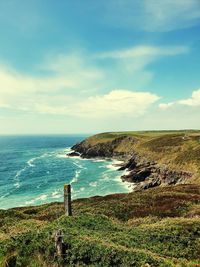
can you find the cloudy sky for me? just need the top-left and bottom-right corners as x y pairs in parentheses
(0, 0), (200, 134)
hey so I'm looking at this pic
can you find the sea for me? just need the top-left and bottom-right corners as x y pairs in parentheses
(0, 135), (131, 209)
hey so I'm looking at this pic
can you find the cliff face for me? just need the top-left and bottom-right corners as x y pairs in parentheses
(71, 131), (200, 190)
(72, 135), (136, 159)
(119, 155), (192, 190)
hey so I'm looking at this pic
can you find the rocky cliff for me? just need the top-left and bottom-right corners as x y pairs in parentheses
(70, 131), (200, 190)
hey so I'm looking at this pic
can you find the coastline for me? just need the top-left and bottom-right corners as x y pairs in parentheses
(0, 145), (133, 210)
(66, 148), (135, 192)
(70, 134), (194, 191)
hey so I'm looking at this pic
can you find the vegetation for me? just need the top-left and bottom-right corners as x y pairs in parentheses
(1, 131), (200, 266)
(0, 184), (200, 266)
(83, 130), (200, 182)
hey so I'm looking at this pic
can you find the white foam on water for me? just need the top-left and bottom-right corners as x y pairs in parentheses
(89, 181), (97, 187)
(65, 147), (72, 153)
(28, 153), (49, 164)
(25, 194), (48, 205)
(13, 166), (27, 189)
(27, 158), (36, 167)
(57, 148), (82, 159)
(13, 152), (49, 184)
(52, 194), (62, 199)
(14, 182), (20, 188)
(72, 161), (87, 170)
(36, 194), (48, 201)
(106, 164), (119, 171)
(70, 169), (81, 184)
(69, 155), (82, 159)
(73, 187), (85, 194)
(100, 172), (110, 181)
(25, 200), (35, 205)
(15, 166), (26, 179)
(52, 190), (59, 196)
(80, 187), (85, 191)
(93, 159), (106, 163)
(106, 159), (124, 171)
(115, 169), (135, 192)
(0, 192), (10, 200)
(65, 149), (81, 159)
(51, 190), (62, 199)
(12, 152), (51, 191)
(56, 154), (68, 158)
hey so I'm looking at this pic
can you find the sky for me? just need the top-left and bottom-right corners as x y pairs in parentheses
(0, 0), (200, 134)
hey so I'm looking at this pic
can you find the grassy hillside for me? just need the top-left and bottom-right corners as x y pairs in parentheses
(0, 184), (200, 266)
(80, 130), (200, 182)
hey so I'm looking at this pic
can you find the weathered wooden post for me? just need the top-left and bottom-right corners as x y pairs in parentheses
(54, 229), (63, 257)
(64, 184), (72, 216)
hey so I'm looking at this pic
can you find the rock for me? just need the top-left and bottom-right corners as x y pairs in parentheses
(71, 136), (193, 191)
(67, 152), (80, 157)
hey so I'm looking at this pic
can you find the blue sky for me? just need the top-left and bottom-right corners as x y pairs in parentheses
(0, 0), (200, 134)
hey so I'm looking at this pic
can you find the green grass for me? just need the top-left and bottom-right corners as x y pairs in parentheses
(0, 185), (200, 266)
(83, 130), (200, 182)
(1, 131), (200, 266)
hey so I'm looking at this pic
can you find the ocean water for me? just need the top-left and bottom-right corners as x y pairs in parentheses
(0, 135), (131, 209)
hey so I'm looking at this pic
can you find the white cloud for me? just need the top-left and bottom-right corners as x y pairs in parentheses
(97, 45), (189, 59)
(96, 45), (188, 79)
(0, 66), (74, 95)
(0, 53), (106, 113)
(0, 53), (104, 96)
(178, 89), (200, 106)
(143, 0), (200, 31)
(103, 0), (200, 32)
(159, 89), (200, 109)
(0, 44), (185, 113)
(159, 102), (174, 110)
(34, 90), (160, 118)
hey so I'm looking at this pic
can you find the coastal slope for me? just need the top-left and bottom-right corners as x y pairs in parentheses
(0, 184), (200, 266)
(71, 130), (200, 190)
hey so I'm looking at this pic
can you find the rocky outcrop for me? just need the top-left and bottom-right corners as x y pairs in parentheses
(72, 136), (137, 159)
(121, 155), (192, 190)
(71, 136), (193, 191)
(67, 151), (80, 157)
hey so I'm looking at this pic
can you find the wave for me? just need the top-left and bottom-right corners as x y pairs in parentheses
(106, 159), (124, 171)
(0, 192), (10, 200)
(25, 194), (48, 205)
(36, 194), (48, 201)
(15, 166), (27, 179)
(70, 169), (81, 184)
(14, 182), (20, 189)
(72, 161), (87, 170)
(100, 172), (110, 181)
(89, 181), (98, 187)
(80, 187), (85, 191)
(12, 152), (50, 190)
(27, 158), (37, 167)
(56, 154), (68, 158)
(93, 159), (106, 163)
(13, 166), (27, 189)
(51, 190), (62, 199)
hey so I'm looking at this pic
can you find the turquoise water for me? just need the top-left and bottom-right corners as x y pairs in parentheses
(0, 135), (131, 209)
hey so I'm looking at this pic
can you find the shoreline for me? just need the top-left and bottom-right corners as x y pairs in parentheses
(67, 148), (135, 191)
(0, 149), (133, 211)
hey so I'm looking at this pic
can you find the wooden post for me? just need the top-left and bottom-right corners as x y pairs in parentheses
(54, 229), (63, 257)
(64, 184), (72, 216)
